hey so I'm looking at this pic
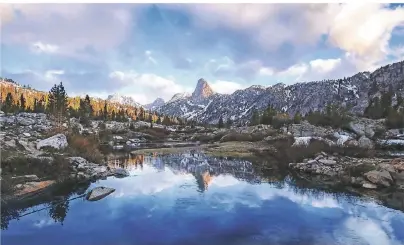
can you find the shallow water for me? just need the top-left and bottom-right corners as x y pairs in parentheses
(2, 152), (404, 245)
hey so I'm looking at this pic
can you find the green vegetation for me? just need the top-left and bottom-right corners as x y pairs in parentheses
(305, 104), (352, 129)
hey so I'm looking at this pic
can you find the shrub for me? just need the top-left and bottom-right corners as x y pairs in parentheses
(139, 127), (170, 139)
(66, 133), (104, 164)
(269, 138), (375, 164)
(1, 155), (71, 181)
(220, 133), (253, 142)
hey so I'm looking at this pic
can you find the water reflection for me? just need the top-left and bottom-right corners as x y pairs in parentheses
(2, 152), (404, 245)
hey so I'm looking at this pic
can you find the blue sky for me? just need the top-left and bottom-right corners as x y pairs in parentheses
(1, 3), (404, 104)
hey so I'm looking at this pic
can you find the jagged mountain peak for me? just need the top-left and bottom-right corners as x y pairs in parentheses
(191, 78), (215, 100)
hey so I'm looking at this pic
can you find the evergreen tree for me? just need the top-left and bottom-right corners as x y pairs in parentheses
(218, 116), (224, 128)
(111, 110), (116, 121)
(3, 93), (13, 114)
(226, 117), (232, 128)
(157, 117), (162, 124)
(250, 108), (260, 126)
(139, 107), (145, 121)
(47, 82), (68, 127)
(19, 93), (26, 112)
(162, 116), (170, 126)
(293, 111), (302, 124)
(103, 101), (108, 121)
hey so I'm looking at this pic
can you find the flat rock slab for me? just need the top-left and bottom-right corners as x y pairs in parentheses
(318, 159), (337, 166)
(16, 180), (55, 196)
(86, 187), (115, 201)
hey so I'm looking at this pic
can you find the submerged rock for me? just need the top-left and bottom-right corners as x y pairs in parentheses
(36, 134), (68, 150)
(86, 187), (115, 201)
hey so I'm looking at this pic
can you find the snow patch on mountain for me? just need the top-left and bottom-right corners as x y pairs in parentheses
(107, 94), (143, 108)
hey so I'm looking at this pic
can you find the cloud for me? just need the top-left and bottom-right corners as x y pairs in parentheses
(309, 58), (342, 74)
(1, 4), (134, 58)
(210, 80), (246, 94)
(328, 3), (404, 70)
(164, 4), (403, 78)
(109, 70), (192, 104)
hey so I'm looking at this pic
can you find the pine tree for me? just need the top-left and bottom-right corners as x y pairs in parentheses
(19, 93), (26, 112)
(218, 116), (224, 128)
(103, 101), (108, 121)
(3, 93), (13, 114)
(111, 110), (116, 121)
(250, 107), (260, 126)
(293, 111), (302, 124)
(226, 117), (232, 128)
(47, 82), (68, 127)
(162, 116), (170, 126)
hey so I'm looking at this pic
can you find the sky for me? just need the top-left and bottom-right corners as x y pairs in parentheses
(1, 3), (404, 104)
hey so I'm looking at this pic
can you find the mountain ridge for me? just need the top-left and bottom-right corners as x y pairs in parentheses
(156, 60), (404, 124)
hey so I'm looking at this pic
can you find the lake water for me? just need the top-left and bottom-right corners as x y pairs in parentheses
(2, 152), (404, 245)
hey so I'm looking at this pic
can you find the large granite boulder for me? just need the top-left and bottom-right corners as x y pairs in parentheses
(36, 134), (68, 150)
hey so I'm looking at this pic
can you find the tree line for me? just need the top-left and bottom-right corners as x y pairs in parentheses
(0, 81), (182, 127)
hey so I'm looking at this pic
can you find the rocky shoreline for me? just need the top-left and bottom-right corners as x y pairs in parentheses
(1, 111), (404, 207)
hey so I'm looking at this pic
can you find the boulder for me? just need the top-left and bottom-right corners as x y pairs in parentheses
(358, 136), (374, 149)
(36, 134), (68, 150)
(362, 182), (378, 189)
(22, 132), (31, 137)
(86, 187), (115, 201)
(113, 168), (129, 177)
(391, 158), (404, 171)
(288, 122), (331, 137)
(364, 170), (393, 187)
(348, 122), (366, 136)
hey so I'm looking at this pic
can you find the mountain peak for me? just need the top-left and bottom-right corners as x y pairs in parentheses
(192, 78), (214, 100)
(144, 97), (165, 110)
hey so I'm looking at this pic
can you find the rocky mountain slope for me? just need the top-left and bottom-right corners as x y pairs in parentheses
(157, 60), (404, 124)
(144, 98), (165, 111)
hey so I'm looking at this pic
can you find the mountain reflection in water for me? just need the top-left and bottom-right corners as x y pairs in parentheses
(2, 151), (404, 245)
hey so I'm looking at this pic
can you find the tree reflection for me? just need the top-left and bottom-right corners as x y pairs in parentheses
(49, 200), (70, 225)
(1, 180), (90, 230)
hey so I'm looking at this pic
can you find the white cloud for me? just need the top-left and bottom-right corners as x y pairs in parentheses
(278, 63), (309, 78)
(259, 67), (274, 76)
(309, 58), (342, 74)
(109, 70), (192, 104)
(210, 80), (246, 94)
(31, 41), (59, 54)
(328, 3), (404, 69)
